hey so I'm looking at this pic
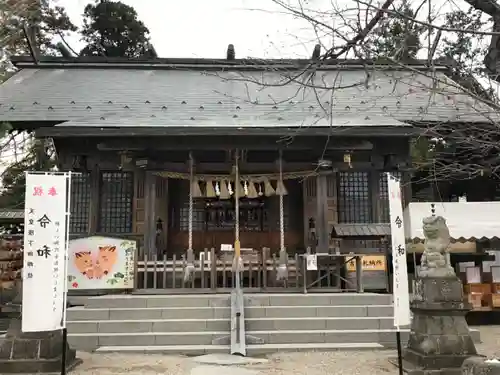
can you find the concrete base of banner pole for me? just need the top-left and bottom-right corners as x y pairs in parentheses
(0, 317), (82, 374)
(390, 276), (478, 375)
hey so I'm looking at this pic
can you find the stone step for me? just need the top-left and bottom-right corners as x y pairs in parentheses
(69, 328), (479, 351)
(84, 294), (230, 309)
(83, 293), (392, 309)
(68, 329), (385, 350)
(94, 342), (386, 356)
(67, 304), (394, 321)
(67, 316), (396, 333)
(246, 293), (393, 307)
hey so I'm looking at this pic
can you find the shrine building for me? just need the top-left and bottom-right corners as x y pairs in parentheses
(0, 46), (497, 292)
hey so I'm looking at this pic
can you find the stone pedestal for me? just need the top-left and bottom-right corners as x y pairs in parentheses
(0, 317), (81, 373)
(403, 276), (479, 375)
(462, 357), (500, 375)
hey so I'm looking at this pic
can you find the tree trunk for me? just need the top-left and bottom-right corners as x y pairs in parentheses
(462, 0), (500, 81)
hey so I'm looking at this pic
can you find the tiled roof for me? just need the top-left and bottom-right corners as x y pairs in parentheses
(0, 63), (497, 126)
(332, 223), (391, 237)
(55, 114), (409, 128)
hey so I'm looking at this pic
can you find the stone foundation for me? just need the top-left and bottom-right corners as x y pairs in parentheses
(0, 317), (81, 373)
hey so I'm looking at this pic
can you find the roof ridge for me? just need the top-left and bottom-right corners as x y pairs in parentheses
(10, 55), (449, 72)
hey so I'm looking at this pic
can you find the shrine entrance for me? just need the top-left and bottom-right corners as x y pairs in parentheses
(163, 153), (307, 254)
(134, 148), (368, 293)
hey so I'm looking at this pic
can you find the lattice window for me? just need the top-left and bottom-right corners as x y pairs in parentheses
(179, 202), (205, 231)
(70, 173), (91, 233)
(379, 172), (403, 223)
(338, 172), (371, 223)
(99, 171), (133, 233)
(304, 176), (336, 198)
(178, 200), (270, 232)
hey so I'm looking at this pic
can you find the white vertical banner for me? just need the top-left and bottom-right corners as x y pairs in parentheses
(387, 173), (411, 328)
(22, 172), (70, 332)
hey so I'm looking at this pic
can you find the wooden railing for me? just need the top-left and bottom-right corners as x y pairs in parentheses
(134, 248), (379, 294)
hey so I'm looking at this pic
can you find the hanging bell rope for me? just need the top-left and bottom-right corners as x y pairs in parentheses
(276, 153), (288, 196)
(276, 179), (288, 196)
(188, 154), (194, 250)
(184, 152), (195, 283)
(205, 179), (217, 198)
(276, 151), (288, 282)
(278, 155), (285, 251)
(233, 150), (243, 276)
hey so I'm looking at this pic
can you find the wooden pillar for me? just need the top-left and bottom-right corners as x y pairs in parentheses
(316, 172), (329, 252)
(144, 171), (157, 257)
(132, 170), (146, 235)
(402, 171), (412, 207)
(88, 163), (100, 234)
(371, 171), (381, 222)
(34, 138), (50, 170)
(154, 176), (169, 254)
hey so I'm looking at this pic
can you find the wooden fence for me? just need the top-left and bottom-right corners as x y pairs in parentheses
(134, 248), (388, 294)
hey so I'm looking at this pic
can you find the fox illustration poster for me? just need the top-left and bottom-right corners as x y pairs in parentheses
(68, 236), (136, 290)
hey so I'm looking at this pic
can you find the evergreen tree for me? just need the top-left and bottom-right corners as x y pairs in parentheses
(79, 0), (157, 58)
(365, 0), (424, 60)
(460, 0), (500, 83)
(0, 0), (72, 208)
(0, 0), (76, 59)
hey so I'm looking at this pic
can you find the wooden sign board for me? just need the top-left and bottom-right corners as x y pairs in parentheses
(346, 255), (386, 272)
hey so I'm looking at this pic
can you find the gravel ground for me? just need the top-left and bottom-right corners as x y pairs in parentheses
(71, 325), (500, 375)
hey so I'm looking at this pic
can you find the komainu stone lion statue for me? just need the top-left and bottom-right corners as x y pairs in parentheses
(419, 215), (456, 278)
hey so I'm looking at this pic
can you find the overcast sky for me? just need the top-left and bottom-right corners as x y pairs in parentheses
(54, 0), (474, 59)
(57, 0), (328, 59)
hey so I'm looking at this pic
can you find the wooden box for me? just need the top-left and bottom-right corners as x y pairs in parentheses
(484, 293), (500, 308)
(464, 283), (491, 295)
(466, 293), (483, 309)
(491, 283), (500, 294)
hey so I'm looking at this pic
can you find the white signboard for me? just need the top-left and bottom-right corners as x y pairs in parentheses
(220, 244), (233, 252)
(306, 254), (318, 270)
(387, 173), (411, 328)
(22, 173), (70, 332)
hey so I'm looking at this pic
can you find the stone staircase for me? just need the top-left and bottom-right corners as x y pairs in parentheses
(66, 293), (481, 356)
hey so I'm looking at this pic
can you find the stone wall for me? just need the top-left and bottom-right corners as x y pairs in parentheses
(0, 237), (23, 307)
